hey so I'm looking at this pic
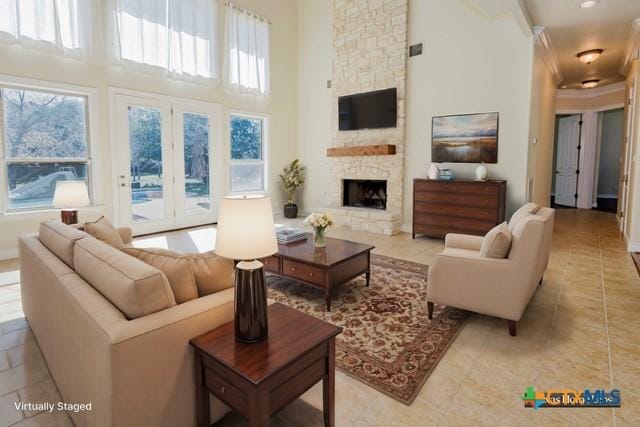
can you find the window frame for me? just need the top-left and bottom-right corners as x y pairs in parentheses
(227, 110), (269, 194)
(0, 75), (100, 215)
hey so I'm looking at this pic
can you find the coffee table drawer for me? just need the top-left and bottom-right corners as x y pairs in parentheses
(282, 260), (325, 286)
(261, 256), (280, 273)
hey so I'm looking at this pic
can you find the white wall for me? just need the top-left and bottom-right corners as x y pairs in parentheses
(404, 1), (534, 226)
(296, 0), (332, 212)
(298, 0), (537, 230)
(527, 41), (558, 207)
(0, 0), (298, 257)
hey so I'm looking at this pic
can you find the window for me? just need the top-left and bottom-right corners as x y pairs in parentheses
(0, 0), (91, 56)
(112, 0), (218, 80)
(1, 87), (90, 211)
(224, 3), (270, 94)
(229, 114), (266, 193)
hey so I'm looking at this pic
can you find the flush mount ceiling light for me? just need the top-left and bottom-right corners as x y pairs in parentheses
(582, 79), (600, 89)
(577, 49), (603, 64)
(578, 0), (600, 8)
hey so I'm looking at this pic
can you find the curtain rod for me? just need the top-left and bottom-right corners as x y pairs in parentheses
(224, 1), (271, 24)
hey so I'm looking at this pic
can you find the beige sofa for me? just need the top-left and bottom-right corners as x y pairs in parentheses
(19, 220), (234, 426)
(427, 207), (555, 336)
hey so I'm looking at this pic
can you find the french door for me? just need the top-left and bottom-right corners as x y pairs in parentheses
(620, 78), (636, 233)
(114, 93), (222, 235)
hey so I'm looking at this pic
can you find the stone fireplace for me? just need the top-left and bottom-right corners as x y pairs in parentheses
(326, 0), (408, 235)
(343, 179), (387, 210)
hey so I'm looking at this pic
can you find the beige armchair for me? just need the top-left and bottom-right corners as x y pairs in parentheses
(427, 207), (554, 336)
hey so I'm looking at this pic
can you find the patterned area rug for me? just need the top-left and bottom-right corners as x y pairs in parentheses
(267, 254), (469, 405)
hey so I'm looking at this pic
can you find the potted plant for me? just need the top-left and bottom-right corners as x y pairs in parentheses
(279, 159), (305, 218)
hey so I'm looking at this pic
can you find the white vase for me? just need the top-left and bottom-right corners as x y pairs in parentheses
(428, 164), (440, 180)
(475, 164), (488, 180)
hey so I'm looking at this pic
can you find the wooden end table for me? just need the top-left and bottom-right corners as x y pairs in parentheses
(261, 234), (375, 311)
(190, 303), (343, 427)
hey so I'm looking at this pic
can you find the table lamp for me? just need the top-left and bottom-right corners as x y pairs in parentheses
(215, 195), (278, 343)
(53, 181), (90, 225)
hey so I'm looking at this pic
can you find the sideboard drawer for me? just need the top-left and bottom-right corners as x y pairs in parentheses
(415, 180), (500, 195)
(282, 259), (325, 287)
(414, 202), (497, 220)
(414, 191), (497, 207)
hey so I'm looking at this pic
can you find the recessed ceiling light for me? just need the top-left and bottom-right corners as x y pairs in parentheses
(577, 49), (603, 64)
(582, 79), (600, 89)
(579, 0), (599, 8)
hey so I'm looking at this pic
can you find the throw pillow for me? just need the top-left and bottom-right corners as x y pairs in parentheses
(508, 203), (539, 231)
(480, 222), (512, 259)
(84, 216), (125, 249)
(122, 247), (199, 304)
(180, 252), (235, 296)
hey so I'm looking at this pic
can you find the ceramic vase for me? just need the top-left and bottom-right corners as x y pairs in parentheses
(475, 164), (488, 181)
(428, 164), (440, 180)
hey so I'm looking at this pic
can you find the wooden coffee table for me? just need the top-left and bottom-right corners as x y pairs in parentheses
(261, 234), (374, 311)
(190, 303), (342, 427)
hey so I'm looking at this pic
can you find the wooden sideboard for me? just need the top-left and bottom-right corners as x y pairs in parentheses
(412, 179), (506, 239)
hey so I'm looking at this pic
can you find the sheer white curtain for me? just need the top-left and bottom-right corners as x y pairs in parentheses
(224, 2), (270, 95)
(0, 0), (92, 57)
(110, 0), (218, 81)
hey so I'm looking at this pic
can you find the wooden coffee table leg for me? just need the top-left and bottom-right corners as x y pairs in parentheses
(325, 291), (332, 311)
(323, 338), (336, 427)
(365, 271), (370, 287)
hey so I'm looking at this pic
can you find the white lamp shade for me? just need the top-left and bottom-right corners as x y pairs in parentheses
(53, 181), (90, 209)
(215, 195), (278, 260)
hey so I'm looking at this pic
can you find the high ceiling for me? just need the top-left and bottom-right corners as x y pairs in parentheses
(523, 0), (640, 89)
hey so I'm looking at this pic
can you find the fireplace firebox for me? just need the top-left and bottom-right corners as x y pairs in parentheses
(343, 179), (387, 210)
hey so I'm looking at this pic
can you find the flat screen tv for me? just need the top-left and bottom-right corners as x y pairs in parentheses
(338, 88), (397, 131)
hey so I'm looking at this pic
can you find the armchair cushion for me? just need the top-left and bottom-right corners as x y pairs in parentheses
(480, 222), (511, 259)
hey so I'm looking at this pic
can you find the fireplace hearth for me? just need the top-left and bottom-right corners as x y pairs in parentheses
(343, 179), (387, 210)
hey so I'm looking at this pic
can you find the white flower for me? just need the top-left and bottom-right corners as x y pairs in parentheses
(303, 213), (334, 229)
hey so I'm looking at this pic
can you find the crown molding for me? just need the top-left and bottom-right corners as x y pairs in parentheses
(533, 26), (563, 85)
(557, 81), (626, 99)
(462, 0), (532, 37)
(620, 18), (640, 76)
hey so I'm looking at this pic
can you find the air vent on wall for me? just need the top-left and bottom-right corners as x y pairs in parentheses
(409, 43), (423, 57)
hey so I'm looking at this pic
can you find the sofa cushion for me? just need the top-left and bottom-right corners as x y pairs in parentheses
(39, 220), (88, 268)
(84, 216), (125, 249)
(508, 203), (539, 231)
(180, 252), (235, 296)
(122, 247), (198, 304)
(74, 237), (176, 319)
(480, 222), (512, 259)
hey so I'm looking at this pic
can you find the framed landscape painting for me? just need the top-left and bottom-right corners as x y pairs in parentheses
(431, 112), (499, 163)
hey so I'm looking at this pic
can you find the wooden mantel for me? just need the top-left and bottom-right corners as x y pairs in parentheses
(326, 144), (396, 157)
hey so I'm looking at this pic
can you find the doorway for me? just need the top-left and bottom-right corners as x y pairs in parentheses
(552, 114), (581, 208)
(113, 92), (223, 235)
(593, 108), (624, 213)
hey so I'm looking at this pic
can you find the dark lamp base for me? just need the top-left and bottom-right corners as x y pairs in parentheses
(60, 210), (78, 225)
(234, 260), (269, 343)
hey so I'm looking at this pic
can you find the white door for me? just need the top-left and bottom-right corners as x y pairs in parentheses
(555, 115), (581, 207)
(114, 94), (222, 235)
(621, 78), (636, 232)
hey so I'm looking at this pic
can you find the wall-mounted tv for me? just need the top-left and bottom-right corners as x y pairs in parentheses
(338, 88), (397, 131)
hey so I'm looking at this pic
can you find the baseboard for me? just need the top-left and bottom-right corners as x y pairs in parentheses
(628, 242), (640, 252)
(0, 247), (18, 261)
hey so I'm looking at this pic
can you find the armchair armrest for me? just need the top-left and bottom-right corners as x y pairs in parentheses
(116, 227), (133, 244)
(444, 233), (484, 251)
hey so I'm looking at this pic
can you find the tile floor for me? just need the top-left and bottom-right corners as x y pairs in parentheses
(0, 209), (638, 426)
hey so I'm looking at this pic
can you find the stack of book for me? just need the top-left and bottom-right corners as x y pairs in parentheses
(275, 227), (307, 244)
